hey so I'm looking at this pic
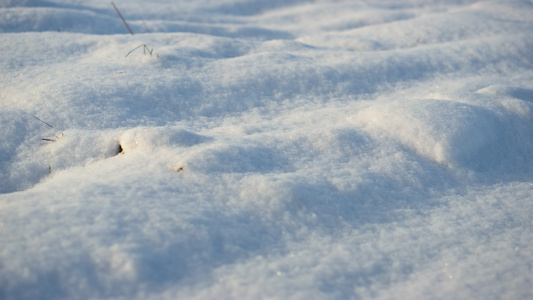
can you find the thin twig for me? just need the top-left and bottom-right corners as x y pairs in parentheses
(32, 115), (53, 128)
(111, 1), (134, 35)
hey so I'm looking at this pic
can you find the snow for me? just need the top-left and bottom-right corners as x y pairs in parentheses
(1, 0), (532, 299)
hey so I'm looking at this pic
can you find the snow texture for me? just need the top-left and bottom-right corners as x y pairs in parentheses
(1, 0), (532, 299)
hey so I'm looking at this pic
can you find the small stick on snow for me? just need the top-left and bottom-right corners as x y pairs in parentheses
(32, 115), (54, 128)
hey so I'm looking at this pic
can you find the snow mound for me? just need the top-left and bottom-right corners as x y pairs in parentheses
(119, 126), (209, 153)
(0, 125), (122, 194)
(477, 85), (533, 101)
(476, 85), (533, 117)
(352, 99), (503, 170)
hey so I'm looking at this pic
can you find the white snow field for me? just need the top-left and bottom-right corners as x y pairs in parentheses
(1, 0), (533, 299)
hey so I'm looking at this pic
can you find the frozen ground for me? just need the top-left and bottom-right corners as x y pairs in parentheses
(1, 0), (532, 299)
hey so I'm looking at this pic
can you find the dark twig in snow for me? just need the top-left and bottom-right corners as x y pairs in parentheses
(111, 1), (134, 35)
(32, 115), (54, 128)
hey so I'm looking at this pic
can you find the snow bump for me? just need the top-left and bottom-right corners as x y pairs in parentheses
(353, 99), (502, 170)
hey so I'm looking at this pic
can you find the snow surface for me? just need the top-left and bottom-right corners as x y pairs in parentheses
(1, 0), (533, 299)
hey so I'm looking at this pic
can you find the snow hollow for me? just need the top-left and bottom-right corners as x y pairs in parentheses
(1, 0), (532, 299)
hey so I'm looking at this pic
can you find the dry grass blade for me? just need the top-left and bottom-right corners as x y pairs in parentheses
(125, 44), (154, 57)
(111, 1), (134, 35)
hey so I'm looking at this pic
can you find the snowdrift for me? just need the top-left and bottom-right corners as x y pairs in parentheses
(1, 0), (532, 299)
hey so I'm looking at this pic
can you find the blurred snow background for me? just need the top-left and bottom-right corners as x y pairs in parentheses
(1, 0), (532, 299)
